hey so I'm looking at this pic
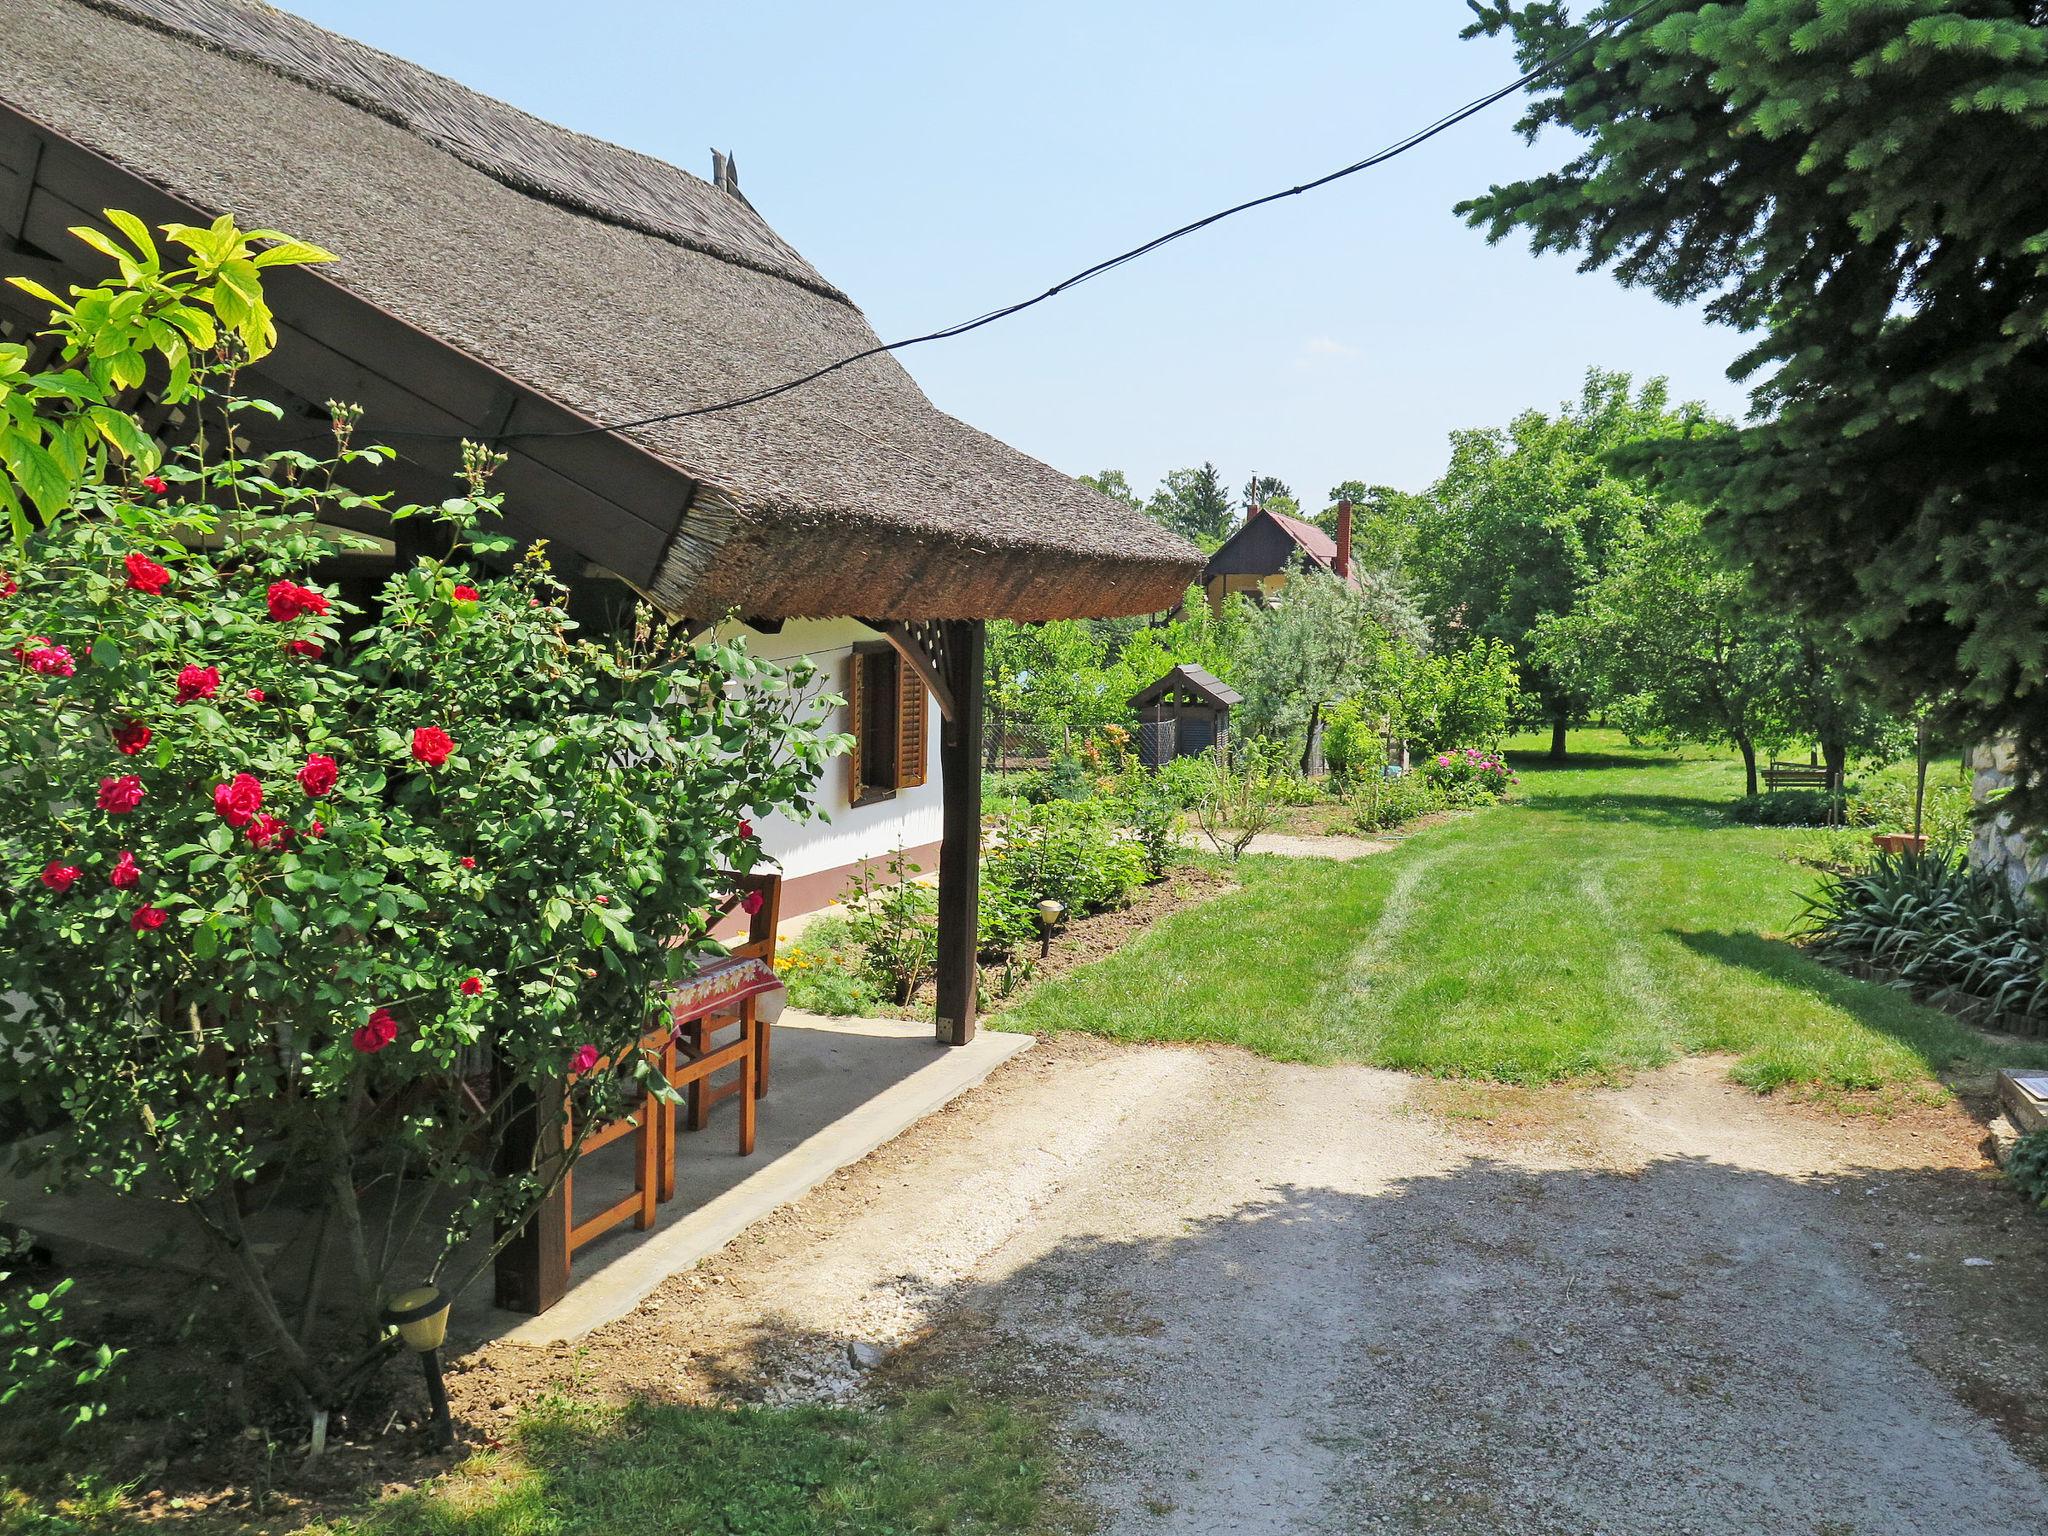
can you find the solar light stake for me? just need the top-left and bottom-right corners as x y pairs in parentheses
(1037, 899), (1064, 958)
(384, 1285), (454, 1450)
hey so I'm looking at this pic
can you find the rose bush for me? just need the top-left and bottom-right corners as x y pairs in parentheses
(0, 213), (842, 1420)
(1421, 747), (1516, 803)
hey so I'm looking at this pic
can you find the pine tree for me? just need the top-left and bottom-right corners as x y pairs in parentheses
(1460, 0), (2048, 820)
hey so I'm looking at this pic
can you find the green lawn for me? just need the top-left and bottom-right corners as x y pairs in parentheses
(316, 1391), (1071, 1536)
(1000, 731), (2048, 1091)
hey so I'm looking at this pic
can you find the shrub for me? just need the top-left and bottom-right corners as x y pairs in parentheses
(1846, 771), (1974, 849)
(1730, 789), (1842, 827)
(2, 1231), (120, 1434)
(1420, 748), (1515, 804)
(843, 851), (939, 1006)
(1112, 769), (1184, 881)
(1800, 848), (2048, 1028)
(1191, 741), (1288, 859)
(1150, 753), (1215, 809)
(0, 213), (840, 1413)
(1351, 771), (1451, 832)
(2008, 1129), (2048, 1209)
(983, 800), (1147, 944)
(775, 916), (882, 1017)
(1017, 754), (1093, 805)
(1320, 697), (1384, 788)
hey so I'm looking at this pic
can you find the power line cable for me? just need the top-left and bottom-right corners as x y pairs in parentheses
(324, 1), (1664, 447)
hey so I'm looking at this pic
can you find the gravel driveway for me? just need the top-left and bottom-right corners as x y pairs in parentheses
(470, 1037), (2048, 1535)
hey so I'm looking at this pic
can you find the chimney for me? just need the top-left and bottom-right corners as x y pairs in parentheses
(1335, 499), (1353, 581)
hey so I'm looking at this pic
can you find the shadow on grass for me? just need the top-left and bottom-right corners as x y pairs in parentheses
(1530, 791), (1737, 831)
(1669, 928), (2037, 1077)
(1504, 748), (1686, 773)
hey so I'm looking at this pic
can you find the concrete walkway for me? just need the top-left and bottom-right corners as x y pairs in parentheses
(1181, 829), (1394, 860)
(491, 1011), (1030, 1345)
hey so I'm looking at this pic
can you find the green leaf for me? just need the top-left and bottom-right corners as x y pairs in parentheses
(250, 239), (337, 268)
(85, 406), (158, 469)
(4, 275), (67, 309)
(102, 209), (159, 269)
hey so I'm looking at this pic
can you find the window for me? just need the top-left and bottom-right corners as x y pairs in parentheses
(847, 642), (928, 806)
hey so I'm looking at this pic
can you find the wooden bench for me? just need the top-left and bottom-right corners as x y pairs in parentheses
(1762, 761), (1839, 793)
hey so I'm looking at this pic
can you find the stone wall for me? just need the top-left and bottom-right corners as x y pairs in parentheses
(1969, 739), (2048, 897)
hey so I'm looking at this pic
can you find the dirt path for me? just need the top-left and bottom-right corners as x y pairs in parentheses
(462, 1038), (2048, 1534)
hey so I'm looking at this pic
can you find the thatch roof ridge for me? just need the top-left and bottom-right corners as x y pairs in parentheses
(72, 0), (850, 305)
(4, 0), (1203, 620)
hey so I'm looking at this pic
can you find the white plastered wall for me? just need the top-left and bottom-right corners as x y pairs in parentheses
(715, 617), (944, 884)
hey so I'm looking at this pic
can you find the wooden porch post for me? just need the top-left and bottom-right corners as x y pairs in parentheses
(493, 1059), (570, 1315)
(934, 619), (985, 1046)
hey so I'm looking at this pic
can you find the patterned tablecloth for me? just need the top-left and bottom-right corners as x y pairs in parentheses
(666, 955), (786, 1030)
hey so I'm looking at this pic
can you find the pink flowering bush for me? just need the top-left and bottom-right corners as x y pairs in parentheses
(1421, 747), (1517, 803)
(0, 214), (839, 1415)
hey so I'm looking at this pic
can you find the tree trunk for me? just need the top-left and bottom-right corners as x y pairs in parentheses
(1737, 735), (1759, 797)
(1821, 736), (1848, 824)
(1549, 714), (1568, 762)
(1301, 701), (1323, 778)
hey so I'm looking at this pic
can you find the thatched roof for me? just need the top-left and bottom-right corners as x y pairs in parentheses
(0, 0), (1200, 620)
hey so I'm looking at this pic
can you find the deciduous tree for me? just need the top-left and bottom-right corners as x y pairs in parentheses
(1460, 0), (2048, 821)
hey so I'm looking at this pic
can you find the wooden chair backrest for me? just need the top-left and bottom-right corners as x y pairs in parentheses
(721, 869), (783, 962)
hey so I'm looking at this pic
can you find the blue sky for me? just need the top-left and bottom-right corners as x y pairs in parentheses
(275, 1), (1750, 505)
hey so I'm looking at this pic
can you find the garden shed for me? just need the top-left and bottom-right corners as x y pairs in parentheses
(1131, 664), (1240, 767)
(0, 0), (1202, 1317)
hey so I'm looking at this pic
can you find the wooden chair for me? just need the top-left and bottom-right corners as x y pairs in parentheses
(557, 1026), (673, 1266)
(674, 871), (783, 1132)
(657, 1006), (757, 1202)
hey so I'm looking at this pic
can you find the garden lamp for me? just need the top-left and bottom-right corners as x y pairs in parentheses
(384, 1284), (454, 1449)
(1037, 899), (1064, 957)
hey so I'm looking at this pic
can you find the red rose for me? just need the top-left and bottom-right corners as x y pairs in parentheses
(244, 813), (289, 852)
(246, 689), (266, 703)
(410, 727), (454, 767)
(458, 855), (476, 870)
(286, 639), (323, 659)
(451, 584), (480, 602)
(108, 850), (141, 889)
(569, 1044), (600, 1076)
(24, 643), (75, 677)
(741, 888), (765, 916)
(112, 720), (152, 756)
(594, 895), (609, 906)
(459, 975), (484, 997)
(130, 904), (167, 933)
(140, 474), (168, 495)
(97, 775), (144, 815)
(40, 860), (81, 893)
(352, 1007), (398, 1054)
(266, 580), (330, 622)
(175, 664), (220, 703)
(0, 573), (16, 598)
(123, 552), (173, 594)
(306, 818), (326, 840)
(212, 772), (263, 828)
(297, 753), (338, 798)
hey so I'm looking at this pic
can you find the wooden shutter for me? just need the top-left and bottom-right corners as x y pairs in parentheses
(845, 649), (864, 800)
(895, 661), (928, 789)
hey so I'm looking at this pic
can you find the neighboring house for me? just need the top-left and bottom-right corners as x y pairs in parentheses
(0, 0), (1200, 1053)
(1202, 500), (1355, 614)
